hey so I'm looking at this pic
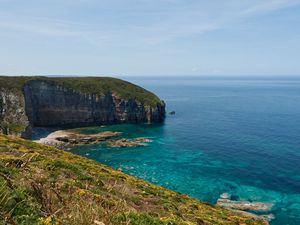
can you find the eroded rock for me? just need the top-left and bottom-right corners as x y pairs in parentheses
(217, 198), (273, 212)
(36, 130), (122, 149)
(217, 193), (273, 223)
(108, 137), (152, 148)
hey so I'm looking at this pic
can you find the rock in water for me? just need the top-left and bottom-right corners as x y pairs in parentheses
(217, 198), (273, 212)
(36, 130), (122, 149)
(107, 137), (150, 148)
(220, 192), (231, 199)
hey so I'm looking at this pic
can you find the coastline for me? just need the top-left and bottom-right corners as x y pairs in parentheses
(0, 134), (268, 224)
(33, 126), (273, 224)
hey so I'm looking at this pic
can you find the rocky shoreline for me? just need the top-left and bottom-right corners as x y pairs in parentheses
(35, 129), (272, 224)
(217, 193), (274, 223)
(35, 129), (152, 150)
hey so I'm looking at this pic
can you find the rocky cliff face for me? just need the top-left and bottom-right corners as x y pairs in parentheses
(0, 79), (165, 138)
(0, 89), (31, 138)
(24, 80), (165, 127)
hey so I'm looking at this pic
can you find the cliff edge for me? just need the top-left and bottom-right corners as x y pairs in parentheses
(0, 134), (267, 225)
(0, 76), (165, 138)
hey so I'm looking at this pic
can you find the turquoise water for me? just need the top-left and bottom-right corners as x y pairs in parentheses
(71, 77), (300, 225)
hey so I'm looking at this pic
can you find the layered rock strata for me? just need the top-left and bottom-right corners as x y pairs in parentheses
(0, 78), (165, 138)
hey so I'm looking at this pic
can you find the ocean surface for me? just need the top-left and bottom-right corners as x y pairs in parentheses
(69, 77), (300, 225)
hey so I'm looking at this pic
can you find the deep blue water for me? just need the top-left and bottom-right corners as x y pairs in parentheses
(71, 77), (300, 225)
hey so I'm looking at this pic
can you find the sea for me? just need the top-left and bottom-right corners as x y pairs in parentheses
(63, 76), (299, 225)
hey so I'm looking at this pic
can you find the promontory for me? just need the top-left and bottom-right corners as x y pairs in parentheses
(0, 76), (165, 138)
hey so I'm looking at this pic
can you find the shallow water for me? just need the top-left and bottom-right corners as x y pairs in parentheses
(70, 77), (300, 225)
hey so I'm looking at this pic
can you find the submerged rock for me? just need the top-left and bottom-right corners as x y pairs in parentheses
(134, 137), (153, 143)
(231, 209), (274, 223)
(217, 193), (273, 223)
(217, 198), (273, 211)
(108, 137), (151, 148)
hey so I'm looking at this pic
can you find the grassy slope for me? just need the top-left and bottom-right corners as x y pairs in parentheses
(0, 135), (266, 225)
(0, 76), (163, 107)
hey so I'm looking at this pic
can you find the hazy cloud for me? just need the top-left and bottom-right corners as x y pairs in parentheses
(0, 0), (299, 47)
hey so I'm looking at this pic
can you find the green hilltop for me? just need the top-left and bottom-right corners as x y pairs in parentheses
(0, 76), (164, 107)
(0, 135), (266, 225)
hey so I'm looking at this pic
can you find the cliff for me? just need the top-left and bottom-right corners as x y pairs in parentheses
(0, 134), (267, 225)
(0, 88), (31, 138)
(0, 77), (165, 138)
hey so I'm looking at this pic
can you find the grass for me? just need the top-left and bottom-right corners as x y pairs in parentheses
(0, 122), (26, 135)
(0, 134), (267, 225)
(0, 76), (164, 107)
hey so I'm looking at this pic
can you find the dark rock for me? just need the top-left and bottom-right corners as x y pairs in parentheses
(56, 137), (69, 142)
(0, 79), (165, 138)
(24, 80), (165, 131)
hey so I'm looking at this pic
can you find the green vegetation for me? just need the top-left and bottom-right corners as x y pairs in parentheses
(0, 134), (267, 225)
(0, 76), (163, 107)
(0, 122), (26, 135)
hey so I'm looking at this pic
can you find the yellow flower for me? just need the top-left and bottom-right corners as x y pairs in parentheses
(76, 188), (86, 196)
(39, 216), (59, 225)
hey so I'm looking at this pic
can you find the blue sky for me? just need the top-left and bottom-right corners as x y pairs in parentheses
(1, 0), (300, 76)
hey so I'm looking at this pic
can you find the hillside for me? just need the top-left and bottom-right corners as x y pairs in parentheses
(0, 134), (267, 225)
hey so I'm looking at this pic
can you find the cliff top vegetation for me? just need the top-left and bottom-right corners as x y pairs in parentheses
(0, 134), (266, 225)
(0, 76), (164, 107)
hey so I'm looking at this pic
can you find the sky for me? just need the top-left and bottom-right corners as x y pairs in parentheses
(1, 0), (300, 77)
